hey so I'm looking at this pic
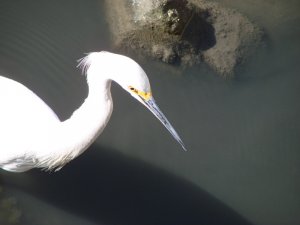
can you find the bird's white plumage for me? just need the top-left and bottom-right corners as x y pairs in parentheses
(0, 51), (185, 172)
(0, 76), (60, 171)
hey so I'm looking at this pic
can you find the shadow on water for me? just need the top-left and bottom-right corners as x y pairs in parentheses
(3, 145), (252, 225)
(162, 0), (216, 51)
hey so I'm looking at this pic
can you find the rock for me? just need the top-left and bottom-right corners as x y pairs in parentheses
(192, 0), (263, 77)
(0, 186), (21, 225)
(104, 0), (263, 77)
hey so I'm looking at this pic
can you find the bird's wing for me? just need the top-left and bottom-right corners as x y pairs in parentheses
(0, 75), (60, 171)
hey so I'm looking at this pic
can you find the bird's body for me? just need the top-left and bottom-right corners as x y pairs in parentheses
(0, 76), (61, 171)
(0, 51), (185, 172)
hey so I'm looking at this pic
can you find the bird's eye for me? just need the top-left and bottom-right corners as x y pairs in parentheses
(129, 86), (138, 93)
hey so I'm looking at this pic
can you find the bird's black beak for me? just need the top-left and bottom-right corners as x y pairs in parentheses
(143, 97), (187, 151)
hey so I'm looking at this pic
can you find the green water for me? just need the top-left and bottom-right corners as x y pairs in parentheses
(0, 0), (299, 225)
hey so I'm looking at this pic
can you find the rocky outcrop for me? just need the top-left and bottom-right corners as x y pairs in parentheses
(104, 0), (263, 77)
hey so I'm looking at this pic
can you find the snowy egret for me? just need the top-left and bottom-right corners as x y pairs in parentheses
(0, 51), (186, 172)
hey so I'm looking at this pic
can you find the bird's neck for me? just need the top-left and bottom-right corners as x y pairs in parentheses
(65, 78), (113, 148)
(36, 78), (113, 170)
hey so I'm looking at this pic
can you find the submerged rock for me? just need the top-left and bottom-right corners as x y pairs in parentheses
(0, 186), (21, 225)
(104, 0), (262, 77)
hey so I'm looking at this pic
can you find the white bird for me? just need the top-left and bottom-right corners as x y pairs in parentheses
(0, 51), (186, 173)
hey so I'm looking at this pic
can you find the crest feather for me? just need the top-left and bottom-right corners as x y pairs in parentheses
(77, 51), (110, 75)
(77, 53), (93, 75)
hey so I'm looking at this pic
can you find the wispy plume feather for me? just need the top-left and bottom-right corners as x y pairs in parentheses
(77, 53), (93, 75)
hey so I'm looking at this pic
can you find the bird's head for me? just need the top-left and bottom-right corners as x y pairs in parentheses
(78, 51), (186, 151)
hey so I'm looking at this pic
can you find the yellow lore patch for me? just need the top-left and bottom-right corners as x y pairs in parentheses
(128, 86), (152, 101)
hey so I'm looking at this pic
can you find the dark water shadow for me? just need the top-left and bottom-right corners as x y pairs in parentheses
(162, 0), (216, 51)
(3, 145), (253, 225)
(181, 11), (216, 51)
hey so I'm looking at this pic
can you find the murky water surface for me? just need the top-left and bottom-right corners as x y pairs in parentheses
(0, 1), (299, 225)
